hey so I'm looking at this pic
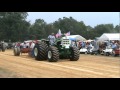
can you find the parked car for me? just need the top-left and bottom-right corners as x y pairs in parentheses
(79, 47), (88, 54)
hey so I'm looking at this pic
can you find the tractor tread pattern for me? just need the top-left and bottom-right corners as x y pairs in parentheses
(70, 46), (80, 61)
(35, 42), (48, 60)
(48, 46), (59, 62)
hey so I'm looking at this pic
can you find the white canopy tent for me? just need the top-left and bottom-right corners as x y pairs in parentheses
(62, 35), (86, 41)
(98, 33), (120, 41)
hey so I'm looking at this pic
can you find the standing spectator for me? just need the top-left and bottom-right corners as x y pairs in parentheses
(81, 42), (85, 48)
(111, 41), (117, 50)
(30, 41), (35, 49)
(29, 41), (35, 57)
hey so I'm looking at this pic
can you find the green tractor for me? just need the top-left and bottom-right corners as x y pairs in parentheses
(33, 36), (80, 62)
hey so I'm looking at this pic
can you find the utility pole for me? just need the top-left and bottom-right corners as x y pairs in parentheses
(119, 12), (120, 33)
(119, 12), (120, 43)
(118, 12), (120, 43)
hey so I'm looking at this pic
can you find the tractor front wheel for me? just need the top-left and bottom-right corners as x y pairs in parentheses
(70, 47), (80, 61)
(47, 46), (59, 62)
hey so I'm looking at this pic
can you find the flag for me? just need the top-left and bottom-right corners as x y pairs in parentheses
(65, 31), (70, 36)
(58, 29), (62, 36)
(56, 33), (59, 38)
(56, 29), (62, 38)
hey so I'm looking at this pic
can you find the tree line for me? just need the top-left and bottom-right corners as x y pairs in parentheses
(0, 12), (119, 42)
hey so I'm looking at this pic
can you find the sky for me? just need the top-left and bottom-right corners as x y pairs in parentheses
(27, 12), (119, 27)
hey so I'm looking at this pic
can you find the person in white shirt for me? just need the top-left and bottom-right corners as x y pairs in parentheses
(48, 33), (56, 45)
(30, 41), (35, 49)
(29, 41), (35, 57)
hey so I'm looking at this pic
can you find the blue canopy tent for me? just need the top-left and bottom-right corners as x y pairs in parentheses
(63, 35), (86, 41)
(69, 37), (76, 41)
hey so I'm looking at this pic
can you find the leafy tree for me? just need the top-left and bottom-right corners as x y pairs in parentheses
(53, 17), (87, 38)
(29, 19), (47, 39)
(0, 12), (30, 42)
(0, 13), (118, 42)
(114, 25), (120, 33)
(93, 24), (114, 37)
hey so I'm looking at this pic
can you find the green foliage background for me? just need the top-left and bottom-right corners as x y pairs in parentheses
(0, 12), (119, 42)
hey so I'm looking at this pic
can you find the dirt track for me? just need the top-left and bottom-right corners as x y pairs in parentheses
(0, 50), (120, 78)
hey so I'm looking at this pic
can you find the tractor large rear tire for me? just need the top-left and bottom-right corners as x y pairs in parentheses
(43, 42), (49, 59)
(34, 42), (48, 60)
(14, 47), (20, 56)
(70, 46), (80, 61)
(47, 46), (59, 62)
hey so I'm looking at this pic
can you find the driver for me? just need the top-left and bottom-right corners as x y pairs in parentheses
(48, 33), (56, 45)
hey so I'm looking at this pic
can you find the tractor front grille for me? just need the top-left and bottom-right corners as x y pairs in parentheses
(62, 39), (71, 49)
(62, 39), (70, 45)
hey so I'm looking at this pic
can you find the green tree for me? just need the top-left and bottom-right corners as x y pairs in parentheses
(53, 17), (87, 38)
(93, 24), (114, 37)
(29, 19), (47, 39)
(114, 25), (120, 33)
(0, 12), (30, 42)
